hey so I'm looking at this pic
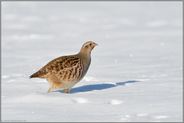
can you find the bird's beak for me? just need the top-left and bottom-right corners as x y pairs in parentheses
(94, 43), (98, 46)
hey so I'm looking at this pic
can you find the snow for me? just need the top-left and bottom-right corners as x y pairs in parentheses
(1, 1), (182, 122)
(109, 99), (123, 105)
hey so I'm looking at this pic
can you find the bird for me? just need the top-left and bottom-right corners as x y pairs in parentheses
(30, 41), (97, 93)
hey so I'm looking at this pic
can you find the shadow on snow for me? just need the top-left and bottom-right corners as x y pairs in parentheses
(57, 80), (140, 94)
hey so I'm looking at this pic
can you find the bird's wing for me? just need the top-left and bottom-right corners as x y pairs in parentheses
(37, 55), (83, 80)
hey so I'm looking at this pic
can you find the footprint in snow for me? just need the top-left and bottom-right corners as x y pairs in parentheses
(2, 75), (10, 79)
(109, 99), (123, 105)
(121, 114), (131, 121)
(136, 113), (148, 117)
(153, 115), (168, 119)
(72, 97), (88, 104)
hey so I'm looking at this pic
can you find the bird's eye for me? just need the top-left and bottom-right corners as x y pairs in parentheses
(89, 43), (92, 46)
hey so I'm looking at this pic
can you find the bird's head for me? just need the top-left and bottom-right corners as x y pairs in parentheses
(79, 41), (98, 55)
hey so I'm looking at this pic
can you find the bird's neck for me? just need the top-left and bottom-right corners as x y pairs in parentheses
(79, 48), (91, 57)
(79, 51), (91, 58)
(78, 50), (91, 64)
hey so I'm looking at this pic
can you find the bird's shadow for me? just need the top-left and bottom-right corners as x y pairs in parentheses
(57, 80), (140, 94)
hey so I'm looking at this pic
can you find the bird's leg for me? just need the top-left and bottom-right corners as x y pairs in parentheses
(47, 87), (52, 93)
(48, 83), (61, 93)
(64, 89), (70, 93)
(47, 79), (63, 93)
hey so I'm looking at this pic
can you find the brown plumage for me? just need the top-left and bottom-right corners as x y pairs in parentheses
(30, 41), (97, 93)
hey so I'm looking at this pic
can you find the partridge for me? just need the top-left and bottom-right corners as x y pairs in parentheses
(30, 41), (97, 93)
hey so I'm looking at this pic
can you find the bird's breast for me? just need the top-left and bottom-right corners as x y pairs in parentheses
(80, 56), (91, 81)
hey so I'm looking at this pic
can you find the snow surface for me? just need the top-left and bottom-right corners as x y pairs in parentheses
(1, 1), (183, 122)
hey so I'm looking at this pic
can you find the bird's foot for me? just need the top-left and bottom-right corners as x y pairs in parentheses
(47, 88), (52, 93)
(64, 89), (70, 93)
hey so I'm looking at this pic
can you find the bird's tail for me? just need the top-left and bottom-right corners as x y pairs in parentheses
(30, 70), (45, 78)
(30, 72), (39, 78)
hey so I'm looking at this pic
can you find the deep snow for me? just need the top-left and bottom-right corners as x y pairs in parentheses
(1, 1), (183, 122)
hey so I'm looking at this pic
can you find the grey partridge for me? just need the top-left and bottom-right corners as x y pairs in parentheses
(30, 41), (97, 93)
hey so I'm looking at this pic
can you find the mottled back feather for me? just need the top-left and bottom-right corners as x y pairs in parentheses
(30, 55), (83, 82)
